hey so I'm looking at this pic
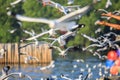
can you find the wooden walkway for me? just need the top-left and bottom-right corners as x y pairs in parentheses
(0, 43), (52, 64)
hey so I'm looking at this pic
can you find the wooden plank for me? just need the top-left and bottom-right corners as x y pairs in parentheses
(0, 43), (52, 64)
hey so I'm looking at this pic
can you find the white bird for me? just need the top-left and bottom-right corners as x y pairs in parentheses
(0, 48), (6, 58)
(23, 29), (36, 36)
(82, 43), (104, 51)
(75, 73), (83, 80)
(43, 31), (76, 47)
(20, 52), (39, 64)
(51, 46), (74, 57)
(8, 29), (17, 33)
(80, 68), (85, 72)
(105, 0), (112, 9)
(24, 24), (85, 41)
(81, 33), (98, 43)
(93, 65), (96, 69)
(23, 28), (58, 41)
(60, 74), (72, 80)
(75, 73), (89, 80)
(41, 0), (80, 14)
(23, 29), (37, 40)
(22, 29), (41, 46)
(1, 72), (32, 80)
(7, 4), (91, 32)
(67, 0), (74, 5)
(44, 0), (68, 14)
(95, 28), (102, 34)
(0, 66), (10, 80)
(24, 55), (39, 64)
(93, 52), (102, 59)
(96, 9), (108, 13)
(39, 60), (55, 70)
(74, 59), (85, 63)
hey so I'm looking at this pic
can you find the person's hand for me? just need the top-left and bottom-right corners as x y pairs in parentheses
(95, 20), (106, 25)
(101, 12), (113, 17)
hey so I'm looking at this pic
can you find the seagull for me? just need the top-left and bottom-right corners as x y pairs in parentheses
(0, 48), (6, 58)
(49, 31), (77, 47)
(93, 52), (102, 59)
(82, 43), (104, 51)
(50, 46), (74, 57)
(20, 52), (39, 64)
(96, 9), (108, 13)
(60, 74), (72, 80)
(0, 66), (10, 80)
(81, 33), (98, 42)
(22, 29), (37, 41)
(40, 0), (79, 14)
(95, 28), (102, 34)
(22, 29), (41, 46)
(41, 0), (68, 14)
(24, 55), (39, 64)
(104, 32), (117, 37)
(39, 60), (55, 70)
(23, 24), (85, 41)
(0, 72), (32, 80)
(8, 29), (17, 33)
(22, 28), (58, 41)
(105, 0), (112, 9)
(7, 4), (91, 32)
(81, 32), (118, 51)
(67, 0), (74, 5)
(2, 66), (10, 75)
(75, 73), (89, 80)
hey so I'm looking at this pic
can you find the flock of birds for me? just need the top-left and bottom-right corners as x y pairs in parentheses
(0, 0), (120, 80)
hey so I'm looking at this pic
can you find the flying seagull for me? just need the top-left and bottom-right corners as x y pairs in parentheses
(67, 0), (74, 5)
(7, 4), (91, 32)
(23, 24), (85, 41)
(51, 46), (74, 57)
(105, 0), (112, 9)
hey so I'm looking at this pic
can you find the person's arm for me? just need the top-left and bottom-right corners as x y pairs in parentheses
(101, 12), (120, 20)
(96, 21), (120, 30)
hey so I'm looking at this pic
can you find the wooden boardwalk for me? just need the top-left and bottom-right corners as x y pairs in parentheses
(0, 43), (52, 64)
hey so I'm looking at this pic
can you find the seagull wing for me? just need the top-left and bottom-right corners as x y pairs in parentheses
(10, 0), (23, 6)
(64, 46), (73, 53)
(50, 39), (57, 46)
(48, 1), (67, 14)
(43, 37), (56, 40)
(24, 31), (49, 41)
(57, 4), (91, 23)
(15, 14), (53, 25)
(23, 30), (33, 36)
(81, 33), (98, 42)
(62, 31), (73, 39)
(65, 5), (80, 8)
(53, 46), (62, 52)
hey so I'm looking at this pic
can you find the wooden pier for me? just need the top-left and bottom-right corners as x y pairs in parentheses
(0, 43), (52, 64)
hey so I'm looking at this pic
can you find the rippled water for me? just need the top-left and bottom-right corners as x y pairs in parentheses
(0, 52), (113, 80)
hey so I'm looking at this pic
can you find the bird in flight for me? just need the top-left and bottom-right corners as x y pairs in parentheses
(7, 4), (91, 32)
